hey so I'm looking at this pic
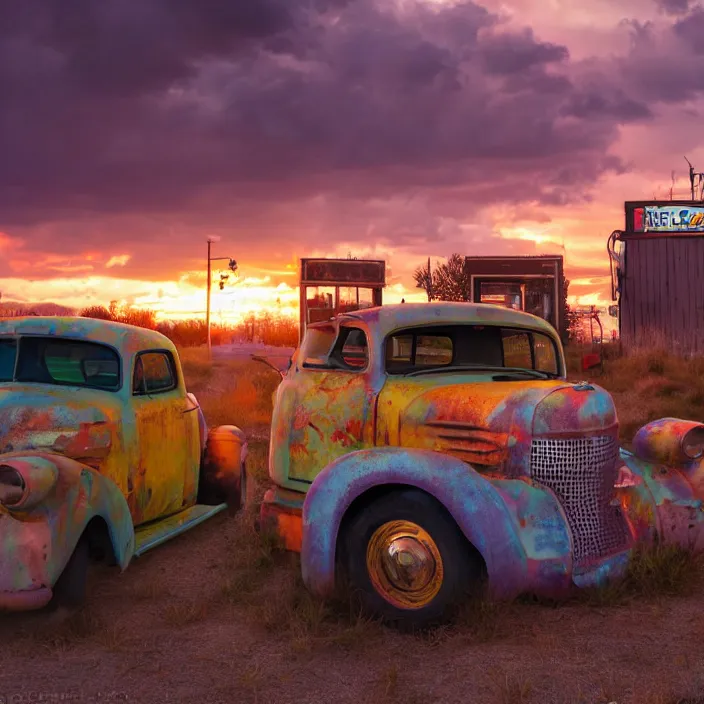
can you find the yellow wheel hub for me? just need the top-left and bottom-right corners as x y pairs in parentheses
(366, 520), (444, 609)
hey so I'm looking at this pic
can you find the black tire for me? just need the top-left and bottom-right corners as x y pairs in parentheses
(341, 488), (482, 631)
(198, 462), (246, 512)
(239, 461), (247, 510)
(224, 461), (247, 515)
(50, 535), (90, 611)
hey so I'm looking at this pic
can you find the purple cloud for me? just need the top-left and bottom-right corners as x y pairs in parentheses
(0, 0), (654, 227)
(6, 0), (704, 291)
(656, 0), (691, 15)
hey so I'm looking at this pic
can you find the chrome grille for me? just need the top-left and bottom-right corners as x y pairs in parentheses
(530, 436), (628, 565)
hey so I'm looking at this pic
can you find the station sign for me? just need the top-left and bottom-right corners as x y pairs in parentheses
(626, 202), (704, 233)
(300, 258), (386, 285)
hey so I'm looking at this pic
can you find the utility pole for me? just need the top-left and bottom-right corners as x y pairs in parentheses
(206, 238), (212, 354)
(205, 236), (238, 359)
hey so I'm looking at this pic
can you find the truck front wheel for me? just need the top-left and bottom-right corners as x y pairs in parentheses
(341, 488), (481, 631)
(50, 534), (90, 611)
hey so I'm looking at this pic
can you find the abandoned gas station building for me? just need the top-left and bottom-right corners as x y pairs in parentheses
(298, 255), (568, 342)
(610, 201), (704, 355)
(463, 255), (567, 341)
(299, 258), (385, 341)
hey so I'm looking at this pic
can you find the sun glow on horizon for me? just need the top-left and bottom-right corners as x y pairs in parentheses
(0, 227), (618, 326)
(0, 271), (432, 325)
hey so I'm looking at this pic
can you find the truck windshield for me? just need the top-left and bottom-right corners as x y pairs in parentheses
(385, 324), (561, 377)
(0, 336), (121, 391)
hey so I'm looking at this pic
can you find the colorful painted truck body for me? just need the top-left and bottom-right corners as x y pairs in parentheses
(0, 316), (247, 611)
(258, 302), (704, 628)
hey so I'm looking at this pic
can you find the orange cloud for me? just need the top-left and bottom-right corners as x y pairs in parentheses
(106, 254), (131, 268)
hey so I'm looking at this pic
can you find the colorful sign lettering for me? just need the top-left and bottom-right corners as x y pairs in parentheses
(633, 205), (704, 232)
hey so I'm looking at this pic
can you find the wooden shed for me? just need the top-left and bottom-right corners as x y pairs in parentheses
(463, 255), (567, 340)
(611, 201), (704, 354)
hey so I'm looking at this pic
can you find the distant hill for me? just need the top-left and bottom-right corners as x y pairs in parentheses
(0, 301), (76, 317)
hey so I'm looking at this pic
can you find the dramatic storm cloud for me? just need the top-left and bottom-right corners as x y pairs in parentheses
(1, 0), (703, 315)
(0, 0), (624, 218)
(657, 0), (691, 15)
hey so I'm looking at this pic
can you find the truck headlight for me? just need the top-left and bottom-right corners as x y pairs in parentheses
(633, 418), (704, 467)
(683, 426), (704, 460)
(0, 457), (59, 511)
(0, 465), (25, 507)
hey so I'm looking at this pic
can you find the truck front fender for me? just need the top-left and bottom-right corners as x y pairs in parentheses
(301, 447), (573, 601)
(0, 451), (134, 598)
(618, 447), (704, 551)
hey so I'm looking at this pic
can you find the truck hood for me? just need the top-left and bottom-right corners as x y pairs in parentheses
(0, 384), (118, 461)
(397, 378), (618, 475)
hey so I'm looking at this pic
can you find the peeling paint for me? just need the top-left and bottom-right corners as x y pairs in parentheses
(262, 303), (639, 609)
(0, 316), (245, 611)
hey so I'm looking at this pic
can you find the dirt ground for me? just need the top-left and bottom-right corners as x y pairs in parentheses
(3, 351), (704, 704)
(2, 440), (704, 704)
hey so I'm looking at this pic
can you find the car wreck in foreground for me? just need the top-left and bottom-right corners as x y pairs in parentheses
(256, 302), (704, 629)
(0, 316), (247, 611)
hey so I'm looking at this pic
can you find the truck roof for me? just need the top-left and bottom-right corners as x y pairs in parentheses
(336, 302), (560, 339)
(0, 316), (176, 355)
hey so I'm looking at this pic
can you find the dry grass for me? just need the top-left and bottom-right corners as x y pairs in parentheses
(162, 599), (211, 626)
(177, 346), (216, 392)
(580, 543), (704, 608)
(5, 342), (704, 702)
(219, 518), (384, 654)
(12, 608), (130, 654)
(178, 350), (281, 430)
(566, 343), (704, 445)
(489, 669), (533, 704)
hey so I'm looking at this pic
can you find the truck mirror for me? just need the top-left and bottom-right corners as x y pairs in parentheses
(251, 354), (285, 379)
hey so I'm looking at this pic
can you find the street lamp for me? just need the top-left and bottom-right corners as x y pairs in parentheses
(206, 237), (237, 358)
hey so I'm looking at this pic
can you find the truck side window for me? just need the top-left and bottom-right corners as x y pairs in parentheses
(134, 352), (176, 395)
(331, 327), (368, 370)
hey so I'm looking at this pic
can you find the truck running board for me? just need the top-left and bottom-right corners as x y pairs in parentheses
(133, 503), (227, 557)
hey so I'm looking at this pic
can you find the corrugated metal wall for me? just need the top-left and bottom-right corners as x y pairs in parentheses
(620, 236), (704, 354)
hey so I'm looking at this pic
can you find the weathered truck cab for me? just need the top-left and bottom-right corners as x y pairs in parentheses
(0, 316), (247, 611)
(260, 302), (644, 627)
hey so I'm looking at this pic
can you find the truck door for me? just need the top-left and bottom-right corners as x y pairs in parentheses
(128, 351), (192, 524)
(272, 323), (380, 486)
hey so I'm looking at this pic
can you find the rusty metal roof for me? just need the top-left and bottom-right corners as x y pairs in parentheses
(0, 316), (175, 355)
(336, 302), (560, 338)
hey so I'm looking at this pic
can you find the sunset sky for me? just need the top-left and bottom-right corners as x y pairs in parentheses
(2, 0), (703, 323)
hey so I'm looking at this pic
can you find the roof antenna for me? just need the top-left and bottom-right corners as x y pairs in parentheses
(683, 156), (704, 200)
(685, 156), (695, 200)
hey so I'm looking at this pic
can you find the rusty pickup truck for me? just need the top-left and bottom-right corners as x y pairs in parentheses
(0, 316), (246, 611)
(257, 302), (704, 629)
